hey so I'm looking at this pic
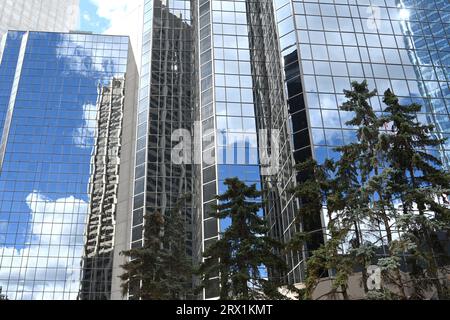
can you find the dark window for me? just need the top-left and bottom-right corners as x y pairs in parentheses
(291, 110), (309, 133)
(203, 166), (216, 184)
(203, 201), (217, 219)
(133, 194), (145, 210)
(132, 225), (143, 242)
(204, 218), (218, 239)
(203, 182), (217, 202)
(133, 209), (144, 226)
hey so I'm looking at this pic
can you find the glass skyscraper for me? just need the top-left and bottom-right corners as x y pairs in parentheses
(0, 0), (448, 300)
(401, 0), (450, 168)
(117, 0), (323, 299)
(194, 0), (266, 299)
(194, 0), (312, 295)
(0, 0), (79, 36)
(0, 31), (137, 300)
(110, 0), (195, 300)
(272, 0), (449, 272)
(273, 0), (449, 169)
(126, 0), (449, 299)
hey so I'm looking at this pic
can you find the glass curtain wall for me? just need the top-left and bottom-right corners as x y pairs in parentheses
(129, 0), (194, 299)
(0, 31), (130, 300)
(273, 0), (450, 279)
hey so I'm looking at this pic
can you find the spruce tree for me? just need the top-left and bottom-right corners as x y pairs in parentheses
(293, 82), (402, 299)
(382, 89), (450, 299)
(120, 199), (193, 300)
(197, 178), (288, 300)
(340, 81), (408, 298)
(291, 159), (355, 300)
(312, 82), (382, 298)
(290, 82), (450, 300)
(162, 197), (194, 299)
(120, 211), (167, 300)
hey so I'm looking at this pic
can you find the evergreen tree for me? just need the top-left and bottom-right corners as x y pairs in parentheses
(120, 198), (193, 300)
(290, 159), (355, 300)
(162, 197), (195, 299)
(294, 82), (382, 299)
(339, 81), (407, 298)
(120, 211), (167, 300)
(382, 89), (450, 299)
(292, 81), (450, 300)
(197, 178), (288, 300)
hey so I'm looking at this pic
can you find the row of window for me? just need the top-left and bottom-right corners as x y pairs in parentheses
(302, 74), (448, 98)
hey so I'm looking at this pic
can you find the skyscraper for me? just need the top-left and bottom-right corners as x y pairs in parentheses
(272, 0), (450, 282)
(119, 0), (319, 300)
(0, 0), (79, 36)
(193, 0), (266, 299)
(193, 0), (311, 297)
(400, 0), (450, 168)
(78, 77), (137, 300)
(1, 0), (448, 301)
(110, 0), (195, 300)
(273, 0), (449, 168)
(120, 0), (449, 299)
(0, 30), (137, 300)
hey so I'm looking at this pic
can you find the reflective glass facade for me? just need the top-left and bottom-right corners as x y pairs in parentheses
(79, 78), (130, 301)
(273, 0), (450, 282)
(402, 0), (450, 167)
(115, 0), (195, 300)
(195, 0), (264, 299)
(132, 0), (450, 297)
(273, 0), (450, 167)
(0, 31), (136, 300)
(3, 0), (442, 300)
(0, 0), (79, 36)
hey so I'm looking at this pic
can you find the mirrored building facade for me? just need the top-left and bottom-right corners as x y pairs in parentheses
(110, 0), (195, 300)
(121, 0), (449, 299)
(272, 0), (450, 279)
(194, 0), (266, 299)
(2, 0), (448, 300)
(0, 31), (137, 300)
(273, 0), (449, 168)
(79, 77), (135, 301)
(195, 0), (315, 293)
(127, 0), (322, 299)
(0, 0), (79, 37)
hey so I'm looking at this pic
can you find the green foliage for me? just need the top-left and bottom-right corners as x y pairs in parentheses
(291, 81), (450, 300)
(303, 229), (354, 300)
(366, 289), (397, 300)
(120, 199), (193, 300)
(120, 211), (166, 300)
(197, 178), (288, 300)
(377, 257), (401, 272)
(382, 89), (450, 299)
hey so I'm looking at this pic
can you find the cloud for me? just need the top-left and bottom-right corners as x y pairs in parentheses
(0, 192), (88, 300)
(73, 103), (98, 149)
(90, 0), (144, 67)
(56, 34), (125, 79)
(83, 13), (91, 22)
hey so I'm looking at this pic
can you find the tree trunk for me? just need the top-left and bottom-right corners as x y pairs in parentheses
(354, 221), (370, 293)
